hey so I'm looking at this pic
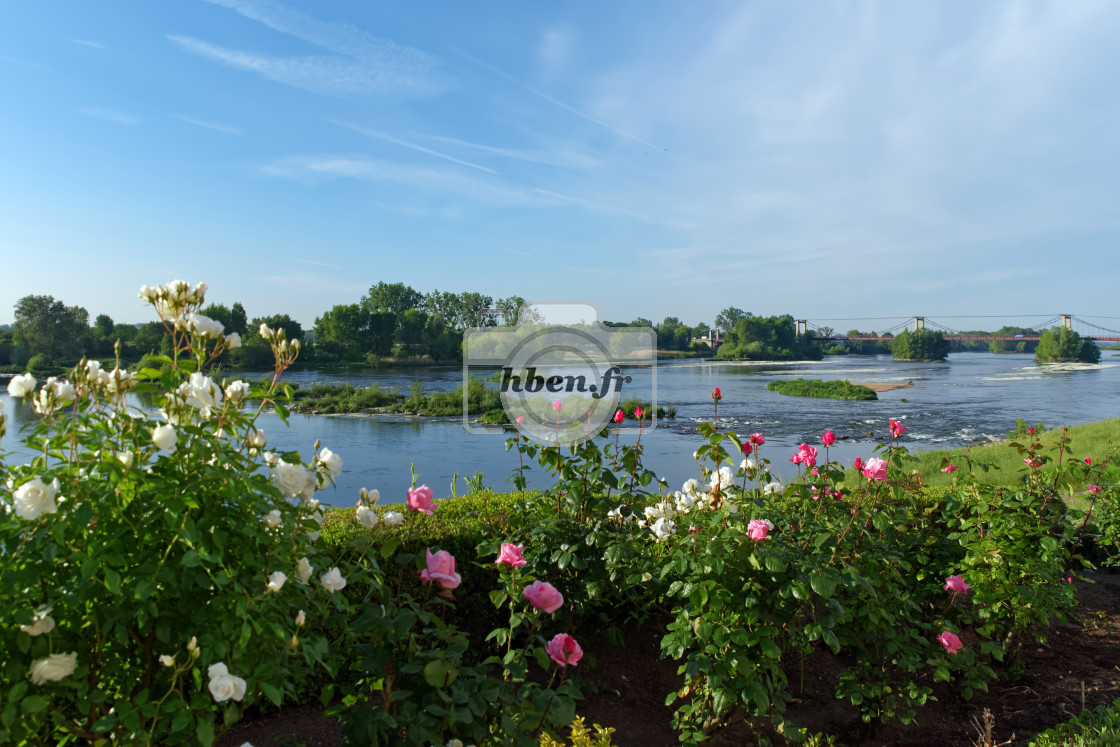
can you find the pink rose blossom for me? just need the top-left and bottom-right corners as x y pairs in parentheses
(741, 442), (752, 456)
(523, 580), (564, 613)
(635, 406), (643, 419)
(553, 400), (562, 412)
(1089, 484), (1102, 495)
(407, 484), (438, 515)
(937, 630), (963, 655)
(516, 415), (524, 424)
(750, 433), (765, 446)
(889, 419), (906, 438)
(1085, 457), (1092, 465)
(821, 430), (836, 446)
(853, 457), (863, 471)
(941, 463), (957, 473)
(711, 387), (722, 401)
(545, 633), (583, 667)
(495, 542), (527, 568)
(943, 575), (970, 595)
(419, 548), (461, 590)
(862, 457), (888, 482)
(747, 518), (774, 541)
(614, 409), (624, 424)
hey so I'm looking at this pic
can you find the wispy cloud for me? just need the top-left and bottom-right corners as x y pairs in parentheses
(254, 272), (366, 295)
(172, 114), (243, 135)
(173, 0), (447, 97)
(261, 155), (552, 207)
(66, 38), (106, 50)
(426, 134), (599, 170)
(455, 47), (666, 152)
(1, 56), (48, 70)
(78, 108), (140, 126)
(298, 259), (342, 270)
(326, 119), (497, 174)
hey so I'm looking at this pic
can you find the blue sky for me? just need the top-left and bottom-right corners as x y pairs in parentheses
(2, 0), (1119, 333)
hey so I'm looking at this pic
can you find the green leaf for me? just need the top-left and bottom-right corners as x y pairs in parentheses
(21, 695), (48, 715)
(534, 646), (551, 672)
(423, 659), (457, 688)
(260, 682), (282, 707)
(810, 574), (836, 598)
(105, 568), (122, 595)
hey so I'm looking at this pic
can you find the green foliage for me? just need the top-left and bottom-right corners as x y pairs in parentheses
(891, 329), (950, 361)
(988, 326), (1039, 354)
(766, 378), (877, 400)
(1036, 327), (1101, 363)
(1027, 697), (1120, 746)
(290, 381), (404, 413)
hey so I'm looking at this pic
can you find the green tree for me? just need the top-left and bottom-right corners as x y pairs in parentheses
(495, 296), (526, 326)
(12, 295), (90, 364)
(1035, 327), (1100, 363)
(715, 307), (748, 336)
(989, 326), (1038, 354)
(364, 282), (423, 316)
(314, 304), (394, 361)
(891, 329), (949, 361)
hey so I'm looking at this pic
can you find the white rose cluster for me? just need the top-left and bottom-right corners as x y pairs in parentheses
(269, 461), (317, 501)
(32, 377), (76, 415)
(177, 372), (224, 418)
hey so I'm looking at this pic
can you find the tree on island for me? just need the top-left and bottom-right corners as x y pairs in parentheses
(891, 329), (949, 361)
(715, 314), (822, 361)
(1035, 327), (1100, 363)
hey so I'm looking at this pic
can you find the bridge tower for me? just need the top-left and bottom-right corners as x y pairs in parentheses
(913, 316), (925, 332)
(1061, 314), (1072, 331)
(796, 320), (806, 336)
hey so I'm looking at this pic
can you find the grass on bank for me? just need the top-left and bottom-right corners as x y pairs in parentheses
(767, 378), (878, 401)
(859, 416), (1120, 493)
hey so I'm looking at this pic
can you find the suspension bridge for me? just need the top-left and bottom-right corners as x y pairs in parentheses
(793, 315), (1120, 342)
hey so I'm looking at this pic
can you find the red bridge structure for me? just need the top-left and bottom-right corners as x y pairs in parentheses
(793, 315), (1120, 343)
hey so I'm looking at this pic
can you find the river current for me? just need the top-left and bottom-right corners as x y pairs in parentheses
(3, 353), (1120, 507)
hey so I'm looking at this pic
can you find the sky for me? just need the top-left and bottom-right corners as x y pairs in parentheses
(2, 0), (1119, 334)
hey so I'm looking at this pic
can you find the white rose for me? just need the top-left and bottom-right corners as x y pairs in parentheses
(50, 378), (76, 404)
(294, 557), (313, 585)
(224, 380), (250, 402)
(267, 571), (287, 592)
(651, 516), (676, 541)
(85, 360), (103, 378)
(187, 313), (224, 339)
(225, 332), (242, 349)
(270, 462), (312, 498)
(7, 373), (36, 397)
(259, 323), (274, 340)
(178, 372), (223, 416)
(295, 610), (306, 626)
(207, 662), (247, 702)
(13, 477), (60, 520)
(138, 285), (155, 302)
(20, 606), (55, 636)
(763, 481), (785, 495)
(115, 451), (134, 469)
(317, 448), (343, 479)
(355, 505), (378, 529)
(382, 511), (404, 527)
(28, 652), (77, 685)
(320, 567), (347, 593)
(106, 367), (134, 393)
(159, 654), (174, 667)
(264, 509), (282, 529)
(152, 424), (177, 453)
(248, 430), (267, 449)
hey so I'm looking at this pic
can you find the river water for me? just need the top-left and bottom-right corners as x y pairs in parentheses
(4, 353), (1120, 507)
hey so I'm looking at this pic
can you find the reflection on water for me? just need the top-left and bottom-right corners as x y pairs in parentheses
(4, 353), (1120, 507)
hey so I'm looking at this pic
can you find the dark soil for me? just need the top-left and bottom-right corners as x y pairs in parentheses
(218, 572), (1120, 746)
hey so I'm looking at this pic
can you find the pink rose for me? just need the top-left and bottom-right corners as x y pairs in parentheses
(711, 387), (722, 401)
(407, 484), (438, 515)
(750, 433), (765, 446)
(821, 430), (835, 446)
(889, 419), (906, 438)
(1085, 457), (1092, 465)
(552, 400), (562, 412)
(523, 580), (564, 613)
(419, 548), (461, 590)
(853, 457), (863, 471)
(741, 442), (752, 456)
(635, 406), (643, 420)
(1089, 484), (1102, 495)
(614, 409), (624, 424)
(861, 457), (888, 482)
(937, 630), (963, 655)
(495, 542), (526, 568)
(941, 463), (957, 473)
(545, 633), (583, 667)
(943, 575), (970, 595)
(747, 519), (774, 541)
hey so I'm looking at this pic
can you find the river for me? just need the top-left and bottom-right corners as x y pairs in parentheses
(3, 352), (1120, 506)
